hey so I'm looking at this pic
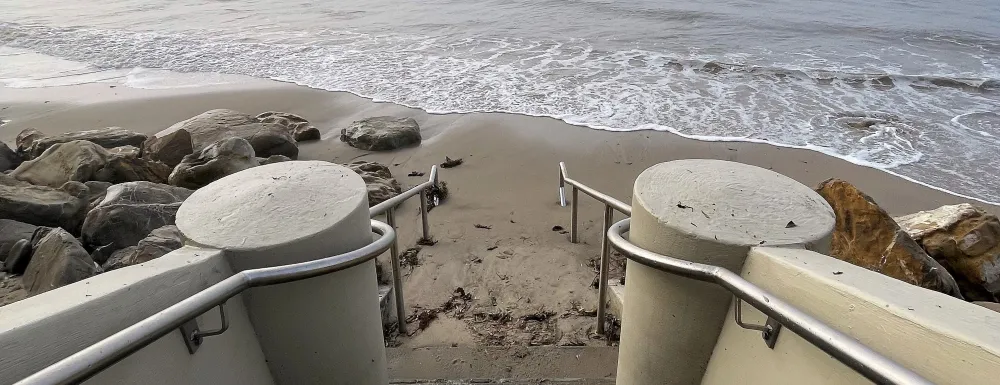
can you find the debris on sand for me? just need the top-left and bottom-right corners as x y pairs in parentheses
(785, 220), (798, 228)
(474, 224), (492, 230)
(407, 171), (425, 177)
(441, 156), (464, 168)
(400, 247), (421, 267)
(417, 238), (438, 246)
(424, 181), (449, 211)
(551, 225), (564, 231)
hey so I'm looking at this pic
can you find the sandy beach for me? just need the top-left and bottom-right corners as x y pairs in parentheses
(1, 80), (995, 348)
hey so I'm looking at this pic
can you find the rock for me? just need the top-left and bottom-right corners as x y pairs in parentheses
(0, 219), (40, 262)
(896, 204), (1000, 301)
(22, 228), (100, 296)
(94, 145), (172, 184)
(974, 301), (1000, 313)
(259, 154), (292, 165)
(0, 141), (20, 171)
(143, 128), (193, 167)
(83, 181), (113, 211)
(26, 127), (147, 159)
(815, 179), (963, 298)
(158, 109), (298, 159)
(15, 128), (45, 157)
(168, 137), (260, 189)
(3, 239), (32, 275)
(0, 174), (88, 232)
(340, 117), (421, 151)
(347, 161), (402, 206)
(102, 225), (184, 271)
(81, 182), (193, 262)
(11, 140), (110, 188)
(256, 111), (322, 142)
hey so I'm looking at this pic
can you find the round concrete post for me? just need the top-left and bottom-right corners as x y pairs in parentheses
(616, 159), (834, 385)
(176, 161), (386, 385)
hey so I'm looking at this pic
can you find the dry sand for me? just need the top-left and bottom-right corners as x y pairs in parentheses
(1, 80), (995, 348)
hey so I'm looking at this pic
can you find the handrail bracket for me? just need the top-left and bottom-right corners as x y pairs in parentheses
(179, 302), (230, 354)
(734, 298), (782, 349)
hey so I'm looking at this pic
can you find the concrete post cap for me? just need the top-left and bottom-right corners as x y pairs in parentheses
(633, 159), (834, 247)
(176, 161), (368, 252)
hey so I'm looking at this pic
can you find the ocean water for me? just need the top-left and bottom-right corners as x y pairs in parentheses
(1, 0), (998, 203)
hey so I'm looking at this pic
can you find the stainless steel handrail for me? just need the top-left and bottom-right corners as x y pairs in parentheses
(369, 165), (439, 334)
(558, 162), (632, 334)
(607, 218), (934, 385)
(16, 220), (396, 385)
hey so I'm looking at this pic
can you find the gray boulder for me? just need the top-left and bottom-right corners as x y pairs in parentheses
(143, 128), (193, 167)
(4, 239), (32, 275)
(258, 154), (292, 165)
(0, 174), (89, 232)
(0, 141), (20, 171)
(23, 228), (100, 296)
(168, 137), (260, 189)
(340, 117), (421, 151)
(15, 128), (45, 158)
(158, 109), (298, 159)
(103, 226), (184, 271)
(81, 182), (193, 263)
(93, 146), (172, 184)
(347, 161), (402, 206)
(11, 140), (110, 188)
(256, 111), (322, 142)
(26, 127), (147, 159)
(0, 220), (40, 262)
(83, 181), (113, 212)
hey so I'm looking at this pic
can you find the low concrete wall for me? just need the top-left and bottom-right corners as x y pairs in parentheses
(0, 247), (274, 385)
(702, 247), (1000, 385)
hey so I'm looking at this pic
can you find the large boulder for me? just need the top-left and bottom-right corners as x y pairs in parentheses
(81, 182), (193, 263)
(15, 128), (45, 157)
(257, 111), (321, 142)
(11, 140), (110, 188)
(340, 117), (421, 151)
(0, 174), (88, 232)
(26, 127), (147, 159)
(0, 141), (20, 171)
(93, 146), (172, 184)
(82, 181), (113, 211)
(168, 137), (260, 189)
(158, 109), (298, 159)
(896, 204), (1000, 301)
(816, 179), (963, 298)
(22, 228), (100, 296)
(142, 128), (193, 167)
(102, 225), (184, 271)
(0, 220), (40, 262)
(258, 155), (291, 165)
(347, 161), (401, 206)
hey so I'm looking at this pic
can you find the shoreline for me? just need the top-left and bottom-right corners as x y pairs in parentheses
(2, 79), (997, 346)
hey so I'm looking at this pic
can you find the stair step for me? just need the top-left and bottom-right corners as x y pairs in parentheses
(388, 346), (617, 382)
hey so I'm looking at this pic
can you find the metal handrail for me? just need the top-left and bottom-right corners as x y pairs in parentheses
(558, 162), (632, 334)
(16, 220), (396, 385)
(370, 165), (439, 334)
(607, 218), (934, 385)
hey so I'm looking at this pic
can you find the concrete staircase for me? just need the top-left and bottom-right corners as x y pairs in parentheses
(387, 346), (618, 384)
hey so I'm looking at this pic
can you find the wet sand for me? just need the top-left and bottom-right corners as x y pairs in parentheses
(1, 80), (994, 347)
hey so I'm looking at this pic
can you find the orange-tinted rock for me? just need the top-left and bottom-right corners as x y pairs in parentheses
(897, 204), (1000, 301)
(815, 179), (962, 298)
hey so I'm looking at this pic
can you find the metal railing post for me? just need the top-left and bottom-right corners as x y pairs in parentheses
(570, 186), (579, 243)
(419, 189), (430, 241)
(559, 162), (568, 207)
(386, 208), (407, 334)
(596, 204), (614, 334)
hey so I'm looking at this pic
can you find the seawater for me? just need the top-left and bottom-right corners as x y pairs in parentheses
(1, 0), (998, 202)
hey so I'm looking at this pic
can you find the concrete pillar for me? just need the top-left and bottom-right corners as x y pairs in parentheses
(176, 161), (386, 385)
(616, 159), (834, 385)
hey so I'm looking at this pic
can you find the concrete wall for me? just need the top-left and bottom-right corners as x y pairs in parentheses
(0, 247), (274, 385)
(702, 247), (1000, 385)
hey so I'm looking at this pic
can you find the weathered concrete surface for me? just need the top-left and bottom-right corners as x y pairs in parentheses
(618, 159), (834, 385)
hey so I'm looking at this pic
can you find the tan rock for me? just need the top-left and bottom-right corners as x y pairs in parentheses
(26, 127), (147, 159)
(22, 228), (99, 296)
(94, 146), (172, 184)
(897, 204), (1000, 301)
(815, 179), (962, 298)
(11, 140), (110, 188)
(143, 128), (193, 167)
(347, 161), (401, 206)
